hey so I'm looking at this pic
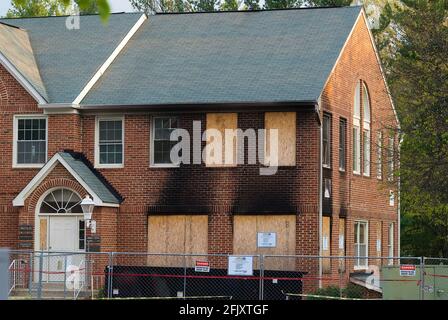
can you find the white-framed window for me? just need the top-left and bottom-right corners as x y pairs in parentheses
(95, 116), (124, 168)
(13, 115), (48, 168)
(354, 221), (368, 269)
(323, 114), (331, 168)
(362, 83), (371, 177)
(388, 135), (395, 181)
(377, 131), (382, 179)
(150, 116), (179, 167)
(339, 118), (346, 171)
(353, 82), (361, 174)
(388, 223), (394, 265)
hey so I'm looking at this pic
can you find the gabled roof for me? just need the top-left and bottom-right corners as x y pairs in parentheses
(0, 22), (47, 102)
(83, 7), (362, 106)
(0, 7), (363, 106)
(0, 13), (144, 103)
(13, 152), (122, 207)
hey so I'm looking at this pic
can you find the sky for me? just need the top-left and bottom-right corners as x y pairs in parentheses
(0, 0), (135, 17)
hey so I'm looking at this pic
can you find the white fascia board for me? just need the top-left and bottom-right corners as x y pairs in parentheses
(13, 153), (118, 208)
(72, 14), (147, 105)
(317, 10), (363, 103)
(361, 9), (401, 130)
(0, 51), (47, 105)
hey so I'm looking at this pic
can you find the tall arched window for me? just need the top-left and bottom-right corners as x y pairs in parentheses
(353, 82), (361, 174)
(362, 83), (371, 176)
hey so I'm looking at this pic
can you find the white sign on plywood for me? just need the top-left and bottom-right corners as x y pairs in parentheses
(257, 232), (276, 248)
(228, 256), (253, 276)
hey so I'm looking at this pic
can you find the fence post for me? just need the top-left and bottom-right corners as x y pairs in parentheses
(107, 252), (114, 299)
(37, 252), (44, 300)
(183, 254), (187, 299)
(259, 255), (264, 301)
(420, 257), (425, 301)
(28, 252), (33, 295)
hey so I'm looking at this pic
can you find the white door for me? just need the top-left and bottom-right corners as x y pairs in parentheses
(44, 217), (82, 282)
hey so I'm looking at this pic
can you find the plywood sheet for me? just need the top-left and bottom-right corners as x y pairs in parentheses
(265, 112), (296, 166)
(147, 215), (208, 267)
(40, 218), (47, 251)
(206, 113), (238, 166)
(233, 215), (296, 270)
(322, 216), (331, 274)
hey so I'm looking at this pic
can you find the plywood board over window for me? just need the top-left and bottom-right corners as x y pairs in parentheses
(264, 112), (296, 166)
(39, 218), (47, 251)
(233, 215), (296, 270)
(206, 113), (238, 167)
(147, 215), (208, 267)
(322, 216), (331, 274)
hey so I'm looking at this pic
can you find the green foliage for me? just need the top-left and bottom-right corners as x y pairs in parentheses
(264, 0), (302, 9)
(220, 0), (239, 10)
(6, 0), (70, 17)
(378, 0), (448, 257)
(308, 283), (365, 299)
(308, 0), (352, 6)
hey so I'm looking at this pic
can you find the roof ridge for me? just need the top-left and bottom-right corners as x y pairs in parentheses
(0, 12), (142, 20)
(155, 5), (362, 15)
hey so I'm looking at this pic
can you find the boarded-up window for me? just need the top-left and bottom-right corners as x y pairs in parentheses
(264, 112), (296, 166)
(338, 218), (346, 272)
(322, 216), (331, 274)
(233, 215), (296, 270)
(206, 113), (238, 166)
(39, 218), (47, 250)
(147, 215), (208, 267)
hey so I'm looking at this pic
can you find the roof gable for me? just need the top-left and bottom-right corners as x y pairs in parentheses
(0, 13), (143, 104)
(0, 22), (48, 103)
(13, 152), (121, 207)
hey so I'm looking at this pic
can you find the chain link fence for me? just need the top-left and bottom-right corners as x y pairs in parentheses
(4, 250), (447, 300)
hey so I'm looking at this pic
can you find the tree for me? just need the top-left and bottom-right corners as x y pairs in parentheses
(75, 0), (98, 14)
(220, 0), (239, 10)
(377, 0), (448, 257)
(130, 0), (191, 14)
(264, 0), (302, 9)
(6, 0), (70, 17)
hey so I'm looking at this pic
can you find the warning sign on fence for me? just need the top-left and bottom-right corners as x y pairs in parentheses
(399, 265), (416, 277)
(195, 261), (210, 273)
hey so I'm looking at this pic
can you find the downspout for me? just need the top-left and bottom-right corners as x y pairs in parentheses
(316, 100), (323, 288)
(398, 135), (403, 257)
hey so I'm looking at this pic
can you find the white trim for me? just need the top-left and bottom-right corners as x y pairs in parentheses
(318, 10), (363, 103)
(12, 153), (119, 207)
(12, 115), (48, 169)
(72, 14), (147, 105)
(354, 220), (369, 270)
(361, 10), (401, 129)
(95, 115), (125, 169)
(0, 51), (47, 105)
(150, 116), (180, 168)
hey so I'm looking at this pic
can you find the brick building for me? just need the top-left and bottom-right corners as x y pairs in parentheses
(0, 7), (399, 288)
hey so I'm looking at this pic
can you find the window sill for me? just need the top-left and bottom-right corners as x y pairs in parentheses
(339, 168), (346, 173)
(353, 171), (361, 176)
(322, 165), (331, 169)
(95, 164), (124, 169)
(13, 163), (45, 169)
(354, 265), (369, 271)
(150, 164), (180, 168)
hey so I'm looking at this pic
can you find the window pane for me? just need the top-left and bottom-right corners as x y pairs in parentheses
(98, 119), (123, 165)
(16, 118), (47, 165)
(363, 130), (370, 176)
(339, 119), (346, 170)
(353, 127), (360, 172)
(152, 117), (178, 165)
(323, 115), (331, 167)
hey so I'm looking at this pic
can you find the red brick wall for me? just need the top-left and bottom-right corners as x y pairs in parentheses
(321, 14), (399, 278)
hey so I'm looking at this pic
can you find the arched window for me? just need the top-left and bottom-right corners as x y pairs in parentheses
(40, 188), (82, 214)
(353, 81), (361, 174)
(362, 83), (371, 176)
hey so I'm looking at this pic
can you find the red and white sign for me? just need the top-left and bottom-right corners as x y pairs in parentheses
(399, 265), (416, 277)
(195, 261), (210, 273)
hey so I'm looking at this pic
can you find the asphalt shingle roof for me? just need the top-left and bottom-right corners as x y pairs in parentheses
(0, 13), (143, 103)
(59, 152), (121, 204)
(0, 22), (48, 100)
(83, 7), (361, 106)
(1, 7), (362, 106)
